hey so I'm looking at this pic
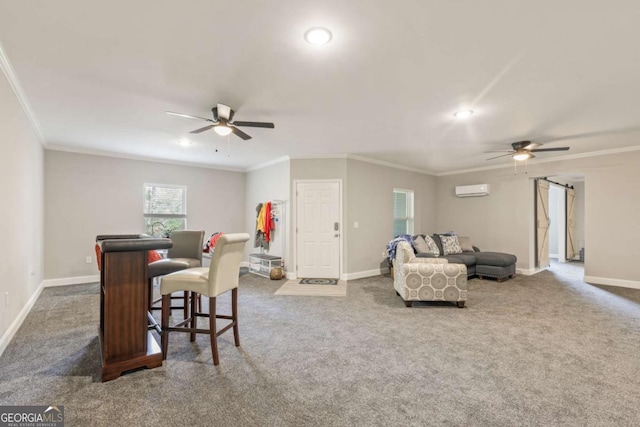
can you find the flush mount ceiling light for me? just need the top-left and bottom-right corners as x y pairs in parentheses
(512, 151), (533, 161)
(454, 110), (474, 119)
(179, 138), (191, 147)
(304, 27), (332, 45)
(214, 125), (233, 136)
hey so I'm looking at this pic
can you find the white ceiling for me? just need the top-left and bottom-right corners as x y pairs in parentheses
(1, 0), (640, 174)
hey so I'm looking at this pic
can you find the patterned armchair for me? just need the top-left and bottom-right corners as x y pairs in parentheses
(393, 241), (468, 308)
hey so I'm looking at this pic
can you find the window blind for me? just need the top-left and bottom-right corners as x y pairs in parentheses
(393, 189), (414, 237)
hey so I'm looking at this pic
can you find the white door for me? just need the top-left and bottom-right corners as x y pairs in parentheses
(296, 181), (340, 278)
(536, 179), (550, 269)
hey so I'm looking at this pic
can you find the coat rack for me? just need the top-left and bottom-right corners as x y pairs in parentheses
(255, 199), (286, 270)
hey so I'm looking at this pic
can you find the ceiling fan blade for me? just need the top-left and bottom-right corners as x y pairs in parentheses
(232, 121), (275, 129)
(484, 150), (514, 153)
(190, 125), (215, 134)
(231, 126), (252, 140)
(212, 107), (219, 121)
(486, 153), (514, 160)
(217, 104), (232, 120)
(523, 142), (541, 150)
(529, 147), (570, 152)
(166, 111), (213, 122)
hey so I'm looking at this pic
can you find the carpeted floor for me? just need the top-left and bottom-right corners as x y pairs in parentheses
(275, 279), (347, 296)
(1, 267), (640, 426)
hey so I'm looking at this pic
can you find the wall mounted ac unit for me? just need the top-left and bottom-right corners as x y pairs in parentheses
(455, 184), (490, 197)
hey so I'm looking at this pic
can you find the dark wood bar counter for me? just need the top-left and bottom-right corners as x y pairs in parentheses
(96, 234), (172, 382)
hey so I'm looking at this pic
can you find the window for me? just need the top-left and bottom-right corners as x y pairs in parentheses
(393, 189), (414, 237)
(143, 183), (187, 237)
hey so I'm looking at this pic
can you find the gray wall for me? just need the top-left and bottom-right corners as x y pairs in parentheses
(436, 170), (531, 267)
(435, 150), (640, 284)
(44, 151), (246, 279)
(289, 157), (437, 277)
(346, 158), (437, 274)
(245, 159), (290, 268)
(0, 70), (44, 345)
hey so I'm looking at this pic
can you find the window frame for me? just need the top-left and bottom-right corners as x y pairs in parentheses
(143, 183), (188, 237)
(392, 188), (414, 237)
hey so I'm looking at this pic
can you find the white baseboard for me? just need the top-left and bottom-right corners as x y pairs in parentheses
(286, 272), (297, 280)
(240, 261), (249, 268)
(584, 275), (640, 290)
(516, 267), (539, 276)
(342, 268), (389, 281)
(0, 281), (45, 358)
(42, 275), (100, 287)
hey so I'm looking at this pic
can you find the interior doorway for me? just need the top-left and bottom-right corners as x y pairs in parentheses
(548, 184), (567, 262)
(535, 175), (585, 275)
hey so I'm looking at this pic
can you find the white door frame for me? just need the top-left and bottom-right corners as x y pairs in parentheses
(291, 179), (344, 280)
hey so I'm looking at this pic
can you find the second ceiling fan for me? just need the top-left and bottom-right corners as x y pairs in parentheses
(167, 103), (274, 140)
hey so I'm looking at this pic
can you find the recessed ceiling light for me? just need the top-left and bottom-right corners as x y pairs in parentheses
(179, 138), (191, 147)
(304, 27), (332, 45)
(454, 110), (474, 119)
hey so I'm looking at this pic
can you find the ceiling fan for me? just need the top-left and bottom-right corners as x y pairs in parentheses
(486, 140), (570, 161)
(166, 104), (274, 140)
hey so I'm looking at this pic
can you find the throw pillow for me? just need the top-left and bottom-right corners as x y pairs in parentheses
(94, 243), (102, 271)
(148, 250), (163, 263)
(440, 235), (462, 255)
(413, 235), (430, 253)
(431, 234), (444, 255)
(423, 234), (440, 256)
(457, 236), (474, 252)
(414, 235), (440, 256)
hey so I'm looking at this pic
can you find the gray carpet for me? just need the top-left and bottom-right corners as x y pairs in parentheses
(1, 265), (640, 426)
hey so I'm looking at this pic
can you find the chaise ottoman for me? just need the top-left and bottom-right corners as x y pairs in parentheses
(474, 252), (517, 282)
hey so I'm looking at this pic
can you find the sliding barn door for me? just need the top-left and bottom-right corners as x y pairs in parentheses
(535, 179), (550, 269)
(566, 187), (577, 261)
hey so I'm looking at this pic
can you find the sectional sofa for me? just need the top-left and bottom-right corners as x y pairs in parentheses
(412, 233), (517, 282)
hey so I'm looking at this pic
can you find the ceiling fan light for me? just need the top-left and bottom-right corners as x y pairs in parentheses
(214, 125), (232, 136)
(454, 110), (474, 119)
(305, 27), (332, 45)
(513, 152), (531, 161)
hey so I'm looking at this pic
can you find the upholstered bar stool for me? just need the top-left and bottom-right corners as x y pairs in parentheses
(160, 233), (250, 365)
(148, 230), (205, 318)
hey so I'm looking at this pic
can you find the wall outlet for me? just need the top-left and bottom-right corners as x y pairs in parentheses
(85, 256), (92, 264)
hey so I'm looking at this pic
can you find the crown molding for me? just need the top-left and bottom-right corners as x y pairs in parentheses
(346, 154), (436, 176)
(246, 155), (290, 172)
(46, 145), (246, 173)
(437, 145), (640, 177)
(0, 40), (45, 145)
(288, 153), (435, 176)
(290, 153), (349, 160)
